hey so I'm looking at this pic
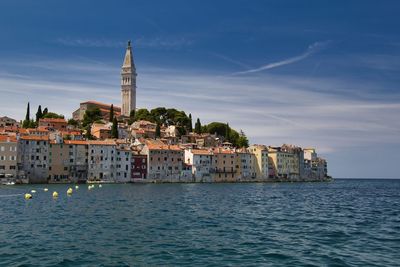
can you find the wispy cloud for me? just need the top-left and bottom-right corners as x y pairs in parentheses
(54, 38), (125, 48)
(232, 41), (332, 75)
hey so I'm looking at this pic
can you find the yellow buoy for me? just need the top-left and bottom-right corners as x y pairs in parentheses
(44, 188), (48, 192)
(31, 190), (36, 193)
(67, 188), (73, 195)
(99, 184), (102, 188)
(88, 185), (92, 190)
(52, 191), (59, 198)
(24, 193), (32, 199)
(75, 185), (79, 189)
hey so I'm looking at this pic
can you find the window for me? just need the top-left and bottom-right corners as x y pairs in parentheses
(0, 166), (5, 170)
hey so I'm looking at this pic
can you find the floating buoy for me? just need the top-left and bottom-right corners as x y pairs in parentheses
(44, 188), (48, 192)
(31, 190), (36, 193)
(88, 185), (92, 190)
(52, 191), (59, 198)
(67, 188), (73, 195)
(99, 184), (102, 188)
(75, 185), (79, 189)
(24, 193), (32, 199)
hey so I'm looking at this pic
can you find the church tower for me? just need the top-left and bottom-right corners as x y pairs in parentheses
(121, 40), (137, 117)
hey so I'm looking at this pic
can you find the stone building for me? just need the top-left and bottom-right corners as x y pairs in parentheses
(72, 101), (121, 121)
(121, 41), (137, 117)
(88, 140), (116, 182)
(0, 135), (18, 183)
(18, 135), (50, 183)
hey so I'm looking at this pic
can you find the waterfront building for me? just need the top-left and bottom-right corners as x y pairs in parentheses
(72, 101), (121, 121)
(87, 140), (117, 182)
(0, 135), (18, 183)
(115, 142), (132, 182)
(64, 140), (89, 183)
(131, 153), (147, 181)
(212, 148), (237, 182)
(248, 145), (269, 180)
(18, 135), (50, 183)
(0, 116), (20, 128)
(267, 146), (297, 180)
(184, 148), (213, 182)
(48, 140), (70, 183)
(38, 118), (67, 131)
(121, 41), (137, 117)
(142, 144), (183, 182)
(236, 149), (257, 181)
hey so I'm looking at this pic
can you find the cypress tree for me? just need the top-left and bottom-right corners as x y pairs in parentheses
(25, 102), (30, 121)
(155, 123), (161, 138)
(43, 107), (48, 116)
(36, 105), (42, 123)
(109, 104), (114, 122)
(111, 117), (118, 139)
(225, 123), (230, 141)
(188, 113), (193, 132)
(195, 118), (202, 134)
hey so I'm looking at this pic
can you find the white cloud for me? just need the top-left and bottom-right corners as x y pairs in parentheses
(232, 41), (332, 75)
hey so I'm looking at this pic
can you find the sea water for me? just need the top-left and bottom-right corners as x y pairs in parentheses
(0, 179), (399, 266)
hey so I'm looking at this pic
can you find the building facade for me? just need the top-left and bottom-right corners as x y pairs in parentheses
(0, 135), (18, 182)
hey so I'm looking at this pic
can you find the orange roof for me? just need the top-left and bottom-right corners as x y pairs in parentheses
(64, 140), (89, 145)
(81, 101), (121, 111)
(0, 135), (17, 142)
(212, 148), (235, 154)
(27, 128), (49, 133)
(88, 140), (116, 146)
(191, 149), (213, 155)
(39, 118), (67, 123)
(147, 144), (182, 151)
(20, 135), (50, 141)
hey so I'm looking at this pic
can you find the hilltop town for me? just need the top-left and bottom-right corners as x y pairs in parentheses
(0, 41), (329, 184)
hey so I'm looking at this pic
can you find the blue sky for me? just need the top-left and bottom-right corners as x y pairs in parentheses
(0, 0), (400, 178)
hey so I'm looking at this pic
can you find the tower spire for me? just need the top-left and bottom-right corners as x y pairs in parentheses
(121, 40), (137, 117)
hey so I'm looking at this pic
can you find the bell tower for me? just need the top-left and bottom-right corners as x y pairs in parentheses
(121, 40), (137, 117)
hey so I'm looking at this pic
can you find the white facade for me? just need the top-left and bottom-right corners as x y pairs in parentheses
(88, 142), (116, 182)
(121, 41), (137, 117)
(184, 149), (213, 182)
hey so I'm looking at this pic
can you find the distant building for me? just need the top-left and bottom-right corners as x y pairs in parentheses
(18, 135), (50, 183)
(91, 123), (112, 139)
(248, 145), (269, 179)
(131, 154), (147, 181)
(236, 149), (257, 181)
(88, 140), (116, 182)
(0, 116), (19, 128)
(184, 149), (213, 182)
(0, 135), (18, 183)
(212, 148), (237, 182)
(64, 140), (88, 183)
(48, 141), (70, 183)
(115, 142), (131, 182)
(72, 101), (121, 121)
(142, 144), (183, 182)
(39, 118), (67, 131)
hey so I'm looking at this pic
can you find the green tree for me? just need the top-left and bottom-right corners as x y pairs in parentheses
(188, 113), (193, 132)
(111, 117), (118, 138)
(128, 109), (136, 124)
(155, 123), (161, 138)
(225, 123), (230, 141)
(194, 118), (202, 134)
(42, 112), (64, 119)
(67, 119), (79, 127)
(109, 104), (114, 122)
(35, 105), (42, 123)
(85, 125), (94, 140)
(42, 107), (48, 116)
(82, 108), (102, 127)
(237, 130), (249, 148)
(134, 108), (153, 122)
(25, 102), (30, 121)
